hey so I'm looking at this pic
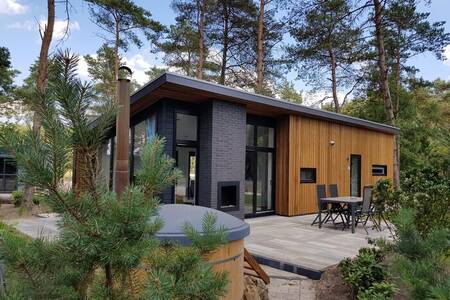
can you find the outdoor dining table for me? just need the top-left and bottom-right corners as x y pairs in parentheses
(319, 196), (363, 233)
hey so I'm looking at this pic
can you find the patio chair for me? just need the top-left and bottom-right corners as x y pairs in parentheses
(328, 184), (348, 226)
(311, 184), (332, 226)
(355, 186), (380, 234)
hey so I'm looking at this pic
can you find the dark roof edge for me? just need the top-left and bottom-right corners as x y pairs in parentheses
(131, 72), (400, 135)
(131, 72), (168, 103)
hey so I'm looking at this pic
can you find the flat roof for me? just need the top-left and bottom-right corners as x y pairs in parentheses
(131, 72), (399, 135)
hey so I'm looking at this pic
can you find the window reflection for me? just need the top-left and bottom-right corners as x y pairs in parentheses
(246, 124), (254, 146)
(133, 114), (156, 172)
(0, 157), (17, 192)
(176, 113), (197, 141)
(256, 126), (274, 148)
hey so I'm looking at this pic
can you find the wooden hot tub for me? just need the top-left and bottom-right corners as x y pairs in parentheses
(154, 204), (250, 300)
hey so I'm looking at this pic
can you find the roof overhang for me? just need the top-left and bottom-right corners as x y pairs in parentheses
(130, 72), (400, 135)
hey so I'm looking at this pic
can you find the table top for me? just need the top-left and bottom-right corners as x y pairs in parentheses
(320, 196), (362, 203)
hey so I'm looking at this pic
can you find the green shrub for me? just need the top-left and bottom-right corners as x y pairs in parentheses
(400, 167), (450, 235)
(32, 194), (45, 206)
(372, 179), (401, 215)
(389, 209), (450, 300)
(339, 248), (388, 298)
(357, 282), (396, 300)
(11, 190), (24, 207)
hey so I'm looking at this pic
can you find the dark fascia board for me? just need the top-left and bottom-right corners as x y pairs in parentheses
(131, 72), (400, 135)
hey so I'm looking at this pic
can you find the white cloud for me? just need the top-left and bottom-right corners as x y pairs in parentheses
(0, 0), (28, 15)
(7, 20), (34, 30)
(77, 55), (91, 80)
(40, 19), (80, 40)
(76, 49), (168, 85)
(8, 18), (80, 40)
(304, 90), (349, 107)
(444, 45), (450, 67)
(122, 53), (167, 85)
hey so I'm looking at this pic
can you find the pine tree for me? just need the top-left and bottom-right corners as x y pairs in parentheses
(145, 66), (167, 81)
(157, 19), (204, 77)
(276, 79), (302, 104)
(0, 47), (20, 121)
(208, 0), (258, 86)
(383, 0), (450, 118)
(84, 44), (117, 105)
(168, 0), (219, 81)
(0, 51), (227, 299)
(286, 0), (366, 112)
(255, 0), (284, 95)
(86, 0), (164, 90)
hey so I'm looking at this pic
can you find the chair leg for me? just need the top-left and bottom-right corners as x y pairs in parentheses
(311, 213), (320, 226)
(363, 215), (370, 226)
(323, 212), (332, 224)
(369, 215), (381, 231)
(339, 212), (345, 225)
(380, 214), (395, 236)
(362, 222), (369, 235)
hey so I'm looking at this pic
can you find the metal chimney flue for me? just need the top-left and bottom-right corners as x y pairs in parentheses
(114, 65), (132, 196)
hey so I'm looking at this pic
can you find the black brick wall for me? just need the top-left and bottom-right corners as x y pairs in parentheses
(155, 100), (175, 204)
(198, 100), (246, 219)
(154, 99), (246, 219)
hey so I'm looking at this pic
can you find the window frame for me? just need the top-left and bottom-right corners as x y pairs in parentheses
(0, 156), (18, 192)
(372, 164), (387, 176)
(300, 168), (317, 184)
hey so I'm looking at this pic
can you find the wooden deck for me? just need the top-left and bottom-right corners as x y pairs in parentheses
(245, 214), (392, 279)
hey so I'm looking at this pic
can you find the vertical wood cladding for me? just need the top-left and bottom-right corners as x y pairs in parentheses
(276, 115), (395, 216)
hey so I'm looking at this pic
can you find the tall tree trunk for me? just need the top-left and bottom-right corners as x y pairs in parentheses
(219, 0), (229, 85)
(197, 0), (206, 80)
(25, 0), (55, 209)
(328, 47), (340, 113)
(256, 0), (265, 93)
(394, 26), (401, 119)
(373, 0), (400, 188)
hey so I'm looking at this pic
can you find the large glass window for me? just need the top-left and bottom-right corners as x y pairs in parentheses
(350, 155), (361, 197)
(0, 157), (17, 192)
(256, 152), (273, 212)
(256, 126), (274, 148)
(175, 147), (197, 204)
(175, 113), (198, 204)
(98, 139), (113, 187)
(176, 113), (197, 142)
(245, 119), (275, 216)
(246, 124), (254, 146)
(133, 114), (156, 172)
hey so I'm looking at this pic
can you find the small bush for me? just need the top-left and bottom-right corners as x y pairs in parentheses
(357, 282), (396, 300)
(390, 209), (450, 300)
(11, 190), (24, 207)
(32, 194), (45, 206)
(400, 167), (450, 235)
(339, 248), (389, 298)
(372, 179), (401, 215)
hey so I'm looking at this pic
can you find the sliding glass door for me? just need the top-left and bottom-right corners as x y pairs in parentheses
(245, 120), (275, 217)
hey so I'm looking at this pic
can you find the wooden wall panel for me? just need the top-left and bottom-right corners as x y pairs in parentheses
(276, 115), (395, 216)
(275, 117), (290, 215)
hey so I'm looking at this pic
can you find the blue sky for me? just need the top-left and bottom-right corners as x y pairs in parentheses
(1, 0), (450, 93)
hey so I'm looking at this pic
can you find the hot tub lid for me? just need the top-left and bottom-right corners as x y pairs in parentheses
(152, 204), (250, 245)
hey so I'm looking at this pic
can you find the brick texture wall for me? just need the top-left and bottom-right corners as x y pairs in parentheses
(198, 100), (246, 219)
